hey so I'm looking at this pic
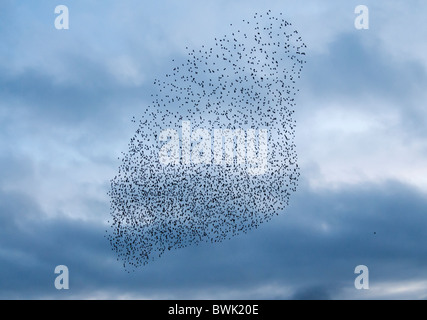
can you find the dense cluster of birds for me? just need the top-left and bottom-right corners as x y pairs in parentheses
(108, 11), (307, 270)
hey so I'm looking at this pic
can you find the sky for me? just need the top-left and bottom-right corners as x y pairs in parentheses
(0, 0), (427, 299)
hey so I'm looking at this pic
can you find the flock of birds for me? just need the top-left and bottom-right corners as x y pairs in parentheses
(107, 11), (307, 270)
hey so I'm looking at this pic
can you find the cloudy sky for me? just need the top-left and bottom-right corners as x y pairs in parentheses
(1, 0), (427, 299)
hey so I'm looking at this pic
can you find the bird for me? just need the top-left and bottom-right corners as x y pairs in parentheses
(106, 10), (307, 270)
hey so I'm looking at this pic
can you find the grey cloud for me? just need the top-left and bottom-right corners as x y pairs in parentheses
(291, 286), (333, 300)
(1, 180), (427, 299)
(302, 33), (427, 103)
(0, 64), (150, 123)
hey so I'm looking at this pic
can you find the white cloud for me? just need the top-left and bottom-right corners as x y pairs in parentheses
(107, 55), (145, 86)
(298, 98), (427, 193)
(38, 283), (295, 300)
(342, 279), (427, 300)
(375, 0), (427, 70)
